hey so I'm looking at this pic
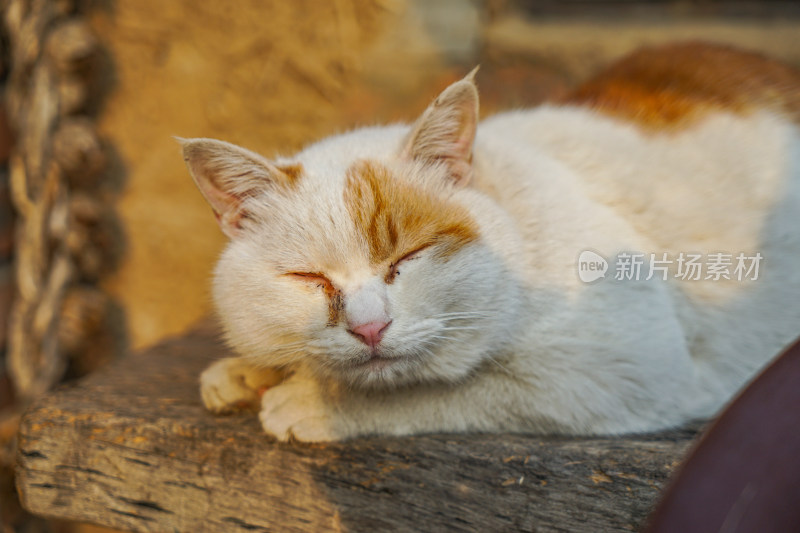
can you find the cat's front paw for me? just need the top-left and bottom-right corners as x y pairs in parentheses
(200, 358), (284, 414)
(259, 378), (343, 442)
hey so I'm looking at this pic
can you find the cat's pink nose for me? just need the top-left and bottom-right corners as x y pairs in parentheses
(348, 320), (391, 348)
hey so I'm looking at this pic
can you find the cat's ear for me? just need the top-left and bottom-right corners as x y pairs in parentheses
(400, 67), (479, 185)
(179, 138), (298, 238)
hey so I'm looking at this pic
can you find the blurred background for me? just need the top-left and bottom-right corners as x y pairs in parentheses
(89, 0), (800, 351)
(0, 0), (798, 531)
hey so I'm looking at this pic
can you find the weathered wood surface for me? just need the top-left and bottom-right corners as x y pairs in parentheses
(15, 321), (699, 532)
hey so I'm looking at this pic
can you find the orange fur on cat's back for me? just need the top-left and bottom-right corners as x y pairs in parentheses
(564, 42), (800, 129)
(344, 161), (478, 273)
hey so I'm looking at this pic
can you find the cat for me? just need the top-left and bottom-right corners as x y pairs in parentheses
(181, 42), (800, 442)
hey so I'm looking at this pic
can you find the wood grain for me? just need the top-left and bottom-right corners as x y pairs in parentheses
(16, 320), (699, 532)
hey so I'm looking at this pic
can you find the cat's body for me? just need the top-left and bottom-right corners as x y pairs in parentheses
(183, 43), (800, 441)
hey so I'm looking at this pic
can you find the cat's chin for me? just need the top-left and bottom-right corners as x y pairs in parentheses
(352, 353), (397, 372)
(325, 351), (419, 390)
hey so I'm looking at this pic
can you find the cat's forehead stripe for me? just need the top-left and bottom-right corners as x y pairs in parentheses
(343, 160), (478, 267)
(564, 42), (800, 129)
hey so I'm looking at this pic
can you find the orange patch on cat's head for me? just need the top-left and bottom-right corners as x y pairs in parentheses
(564, 42), (800, 129)
(276, 163), (305, 185)
(343, 161), (478, 272)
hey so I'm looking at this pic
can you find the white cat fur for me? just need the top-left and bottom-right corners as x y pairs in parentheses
(184, 63), (800, 442)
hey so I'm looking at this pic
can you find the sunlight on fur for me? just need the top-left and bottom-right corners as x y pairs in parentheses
(181, 42), (800, 442)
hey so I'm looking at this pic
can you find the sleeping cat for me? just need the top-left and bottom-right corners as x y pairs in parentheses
(181, 42), (800, 442)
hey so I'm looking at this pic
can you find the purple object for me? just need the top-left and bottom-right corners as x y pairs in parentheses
(645, 336), (800, 533)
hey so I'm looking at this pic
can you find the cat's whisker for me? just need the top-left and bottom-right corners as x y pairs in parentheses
(438, 326), (483, 332)
(433, 312), (493, 321)
(433, 311), (490, 317)
(486, 356), (514, 375)
(258, 340), (307, 351)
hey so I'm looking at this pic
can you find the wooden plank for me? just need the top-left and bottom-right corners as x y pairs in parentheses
(15, 320), (698, 532)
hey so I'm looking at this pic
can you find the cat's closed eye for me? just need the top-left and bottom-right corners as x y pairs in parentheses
(286, 272), (333, 291)
(386, 245), (428, 283)
(287, 245), (429, 289)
